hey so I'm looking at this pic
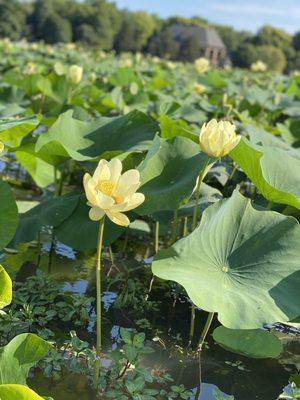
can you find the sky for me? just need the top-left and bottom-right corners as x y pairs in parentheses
(114, 0), (300, 34)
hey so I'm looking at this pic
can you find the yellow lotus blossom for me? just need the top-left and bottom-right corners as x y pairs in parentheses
(24, 62), (37, 75)
(194, 57), (210, 74)
(192, 82), (206, 94)
(83, 159), (145, 227)
(251, 60), (267, 72)
(199, 119), (240, 157)
(0, 141), (4, 153)
(67, 65), (83, 84)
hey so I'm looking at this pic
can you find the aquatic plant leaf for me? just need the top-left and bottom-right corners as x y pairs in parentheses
(230, 138), (300, 209)
(213, 326), (283, 358)
(137, 136), (210, 215)
(55, 195), (124, 250)
(0, 115), (40, 148)
(0, 266), (12, 309)
(35, 109), (158, 161)
(152, 190), (300, 329)
(0, 180), (19, 251)
(0, 333), (51, 385)
(0, 385), (43, 400)
(11, 194), (79, 247)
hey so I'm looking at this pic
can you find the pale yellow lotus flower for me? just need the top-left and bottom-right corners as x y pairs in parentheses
(199, 119), (240, 157)
(0, 141), (4, 153)
(251, 60), (267, 72)
(24, 62), (37, 75)
(192, 82), (206, 94)
(194, 57), (210, 74)
(67, 65), (83, 84)
(83, 159), (145, 227)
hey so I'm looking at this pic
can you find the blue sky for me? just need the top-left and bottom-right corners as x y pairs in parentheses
(114, 0), (300, 34)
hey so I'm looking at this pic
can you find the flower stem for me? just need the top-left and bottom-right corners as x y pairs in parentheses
(171, 209), (178, 244)
(182, 217), (188, 237)
(93, 217), (105, 389)
(198, 312), (214, 350)
(188, 303), (196, 346)
(146, 221), (159, 300)
(192, 157), (210, 230)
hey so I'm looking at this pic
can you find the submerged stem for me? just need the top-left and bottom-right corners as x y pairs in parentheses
(93, 217), (105, 389)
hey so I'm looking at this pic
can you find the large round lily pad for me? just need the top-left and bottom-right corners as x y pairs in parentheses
(213, 326), (283, 358)
(152, 190), (300, 329)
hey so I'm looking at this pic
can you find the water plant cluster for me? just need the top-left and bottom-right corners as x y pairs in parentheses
(0, 39), (299, 400)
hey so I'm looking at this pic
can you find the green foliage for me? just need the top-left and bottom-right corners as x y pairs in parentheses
(0, 0), (26, 40)
(213, 326), (283, 358)
(0, 385), (43, 400)
(0, 333), (51, 385)
(0, 266), (12, 309)
(152, 190), (300, 329)
(0, 180), (19, 251)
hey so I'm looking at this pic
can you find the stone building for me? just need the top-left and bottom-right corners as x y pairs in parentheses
(151, 24), (229, 66)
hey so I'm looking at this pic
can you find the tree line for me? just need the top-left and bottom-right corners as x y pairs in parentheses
(1, 0), (300, 72)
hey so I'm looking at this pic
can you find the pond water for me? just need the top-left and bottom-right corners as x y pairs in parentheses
(2, 233), (299, 400)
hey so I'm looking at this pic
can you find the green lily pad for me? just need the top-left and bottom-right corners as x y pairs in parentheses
(152, 190), (300, 329)
(0, 115), (40, 148)
(0, 180), (19, 251)
(0, 385), (43, 400)
(137, 136), (210, 215)
(55, 195), (125, 250)
(213, 326), (283, 358)
(11, 194), (79, 247)
(35, 109), (159, 161)
(0, 266), (12, 309)
(0, 333), (51, 385)
(230, 138), (300, 209)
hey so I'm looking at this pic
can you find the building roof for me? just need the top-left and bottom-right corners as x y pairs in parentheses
(168, 24), (226, 49)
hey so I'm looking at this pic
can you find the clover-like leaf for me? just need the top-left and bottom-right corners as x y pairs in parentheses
(152, 190), (300, 329)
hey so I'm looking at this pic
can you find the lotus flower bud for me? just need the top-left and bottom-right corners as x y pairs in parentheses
(251, 61), (267, 72)
(199, 119), (240, 158)
(194, 57), (210, 74)
(68, 65), (83, 84)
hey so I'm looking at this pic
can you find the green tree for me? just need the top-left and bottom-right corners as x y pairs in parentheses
(0, 0), (26, 40)
(30, 0), (73, 42)
(115, 11), (156, 52)
(293, 31), (300, 51)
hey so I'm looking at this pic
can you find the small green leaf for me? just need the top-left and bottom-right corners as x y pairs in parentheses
(0, 384), (43, 400)
(0, 333), (52, 385)
(0, 266), (12, 309)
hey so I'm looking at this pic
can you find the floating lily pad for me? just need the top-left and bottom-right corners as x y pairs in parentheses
(213, 326), (283, 358)
(152, 190), (300, 329)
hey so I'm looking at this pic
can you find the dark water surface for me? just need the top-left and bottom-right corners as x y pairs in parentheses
(2, 238), (299, 400)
